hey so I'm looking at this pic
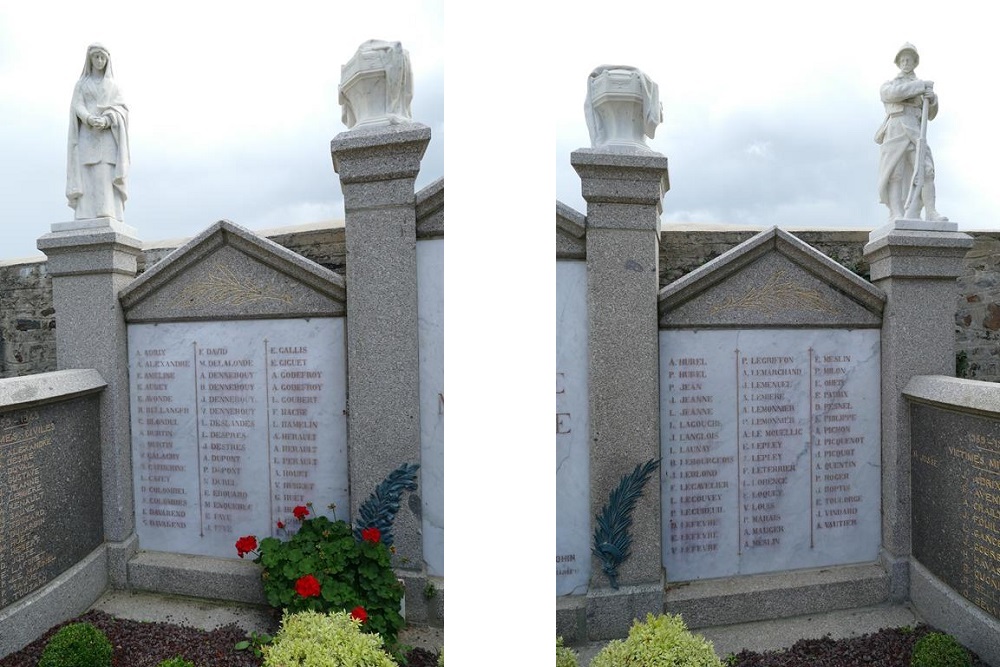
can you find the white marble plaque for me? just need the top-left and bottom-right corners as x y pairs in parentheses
(556, 261), (590, 595)
(418, 239), (444, 577)
(660, 329), (881, 581)
(129, 318), (348, 558)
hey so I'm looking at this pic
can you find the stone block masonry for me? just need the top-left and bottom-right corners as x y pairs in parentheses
(659, 228), (873, 287)
(8, 224), (1000, 379)
(0, 223), (348, 379)
(955, 234), (1000, 381)
(0, 259), (55, 378)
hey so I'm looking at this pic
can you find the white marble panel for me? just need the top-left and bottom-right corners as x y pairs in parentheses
(557, 261), (590, 595)
(660, 329), (881, 581)
(129, 318), (348, 559)
(418, 239), (444, 577)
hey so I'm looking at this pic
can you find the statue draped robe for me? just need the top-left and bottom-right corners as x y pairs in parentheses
(66, 75), (129, 221)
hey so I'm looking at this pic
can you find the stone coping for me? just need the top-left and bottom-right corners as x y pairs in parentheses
(0, 369), (105, 410)
(903, 375), (1000, 414)
(146, 219), (346, 251)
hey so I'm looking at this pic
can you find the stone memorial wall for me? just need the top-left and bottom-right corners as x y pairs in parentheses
(0, 372), (104, 608)
(660, 329), (881, 580)
(129, 318), (347, 558)
(0, 55), (445, 655)
(417, 237), (445, 577)
(911, 402), (1000, 619)
(556, 260), (589, 595)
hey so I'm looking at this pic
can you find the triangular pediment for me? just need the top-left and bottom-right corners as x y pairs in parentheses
(658, 227), (885, 328)
(120, 220), (346, 322)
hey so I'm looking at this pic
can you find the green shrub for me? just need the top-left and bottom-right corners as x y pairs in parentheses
(590, 613), (722, 667)
(234, 630), (274, 658)
(556, 636), (579, 667)
(156, 658), (194, 667)
(911, 632), (971, 667)
(262, 610), (396, 667)
(437, 647), (444, 666)
(38, 622), (113, 667)
(251, 509), (405, 645)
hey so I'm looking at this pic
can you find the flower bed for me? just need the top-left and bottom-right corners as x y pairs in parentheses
(0, 610), (440, 667)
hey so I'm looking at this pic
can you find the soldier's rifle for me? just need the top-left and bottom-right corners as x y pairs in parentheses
(903, 93), (931, 219)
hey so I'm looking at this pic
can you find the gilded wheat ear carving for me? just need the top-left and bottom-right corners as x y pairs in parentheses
(708, 269), (839, 316)
(170, 263), (294, 308)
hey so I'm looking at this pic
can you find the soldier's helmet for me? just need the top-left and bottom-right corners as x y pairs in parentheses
(895, 43), (919, 68)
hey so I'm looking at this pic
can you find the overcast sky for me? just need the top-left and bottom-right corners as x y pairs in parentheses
(0, 1), (443, 260)
(554, 2), (1000, 233)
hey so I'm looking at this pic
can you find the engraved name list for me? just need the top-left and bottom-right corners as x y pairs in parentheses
(129, 319), (348, 559)
(660, 329), (881, 581)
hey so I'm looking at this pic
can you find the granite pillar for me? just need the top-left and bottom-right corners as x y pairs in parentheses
(331, 124), (429, 610)
(572, 148), (669, 639)
(37, 221), (143, 587)
(863, 227), (973, 600)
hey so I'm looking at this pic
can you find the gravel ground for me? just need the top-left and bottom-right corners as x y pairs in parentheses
(726, 624), (990, 667)
(0, 609), (441, 667)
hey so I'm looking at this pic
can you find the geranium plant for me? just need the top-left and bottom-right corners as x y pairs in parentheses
(235, 463), (419, 647)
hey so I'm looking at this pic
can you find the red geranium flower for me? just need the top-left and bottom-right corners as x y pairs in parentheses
(235, 535), (257, 558)
(350, 606), (368, 623)
(276, 521), (285, 530)
(295, 574), (321, 598)
(361, 527), (381, 544)
(293, 505), (310, 520)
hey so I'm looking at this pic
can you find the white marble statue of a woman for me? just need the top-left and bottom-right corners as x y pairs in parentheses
(66, 43), (130, 222)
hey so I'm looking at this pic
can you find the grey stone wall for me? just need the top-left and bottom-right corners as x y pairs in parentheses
(659, 228), (871, 286)
(0, 223), (347, 379)
(7, 224), (1000, 379)
(659, 228), (1000, 382)
(0, 259), (55, 378)
(663, 227), (1000, 384)
(955, 234), (1000, 381)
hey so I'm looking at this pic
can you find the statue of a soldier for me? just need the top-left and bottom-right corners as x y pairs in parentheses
(875, 43), (947, 222)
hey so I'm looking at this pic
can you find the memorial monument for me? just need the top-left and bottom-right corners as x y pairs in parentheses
(66, 43), (129, 224)
(875, 43), (947, 224)
(3, 37), (444, 658)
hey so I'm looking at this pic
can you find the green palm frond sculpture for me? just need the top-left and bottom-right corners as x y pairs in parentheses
(592, 458), (660, 589)
(353, 462), (420, 547)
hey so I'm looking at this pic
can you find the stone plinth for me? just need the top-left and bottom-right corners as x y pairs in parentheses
(51, 217), (137, 237)
(863, 228), (973, 599)
(331, 123), (429, 580)
(37, 226), (142, 587)
(869, 217), (958, 242)
(571, 148), (668, 616)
